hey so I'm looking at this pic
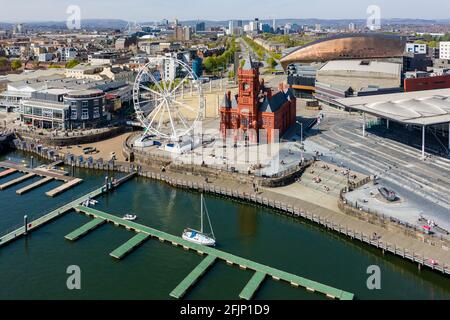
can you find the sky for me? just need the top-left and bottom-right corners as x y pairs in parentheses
(0, 0), (449, 22)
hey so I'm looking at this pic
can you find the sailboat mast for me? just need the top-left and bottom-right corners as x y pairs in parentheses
(200, 193), (204, 233)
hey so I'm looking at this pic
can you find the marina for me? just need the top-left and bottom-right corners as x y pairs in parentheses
(0, 152), (449, 299)
(73, 205), (354, 300)
(0, 160), (83, 197)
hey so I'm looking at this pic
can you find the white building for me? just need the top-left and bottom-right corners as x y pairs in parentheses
(38, 53), (54, 62)
(283, 24), (291, 35)
(249, 21), (259, 32)
(228, 20), (234, 36)
(88, 52), (117, 66)
(58, 47), (77, 62)
(163, 54), (177, 81)
(183, 26), (192, 41)
(440, 42), (450, 60)
(5, 46), (21, 57)
(406, 43), (427, 55)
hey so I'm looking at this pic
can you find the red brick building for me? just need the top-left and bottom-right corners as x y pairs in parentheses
(219, 59), (296, 143)
(404, 73), (450, 92)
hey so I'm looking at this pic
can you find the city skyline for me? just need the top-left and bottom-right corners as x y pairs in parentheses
(0, 0), (450, 22)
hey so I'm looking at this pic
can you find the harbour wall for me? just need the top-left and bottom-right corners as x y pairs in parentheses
(10, 138), (450, 276)
(11, 126), (129, 147)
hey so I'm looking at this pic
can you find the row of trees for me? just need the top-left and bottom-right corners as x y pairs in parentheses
(414, 33), (450, 48)
(242, 36), (266, 60)
(203, 37), (239, 74)
(243, 36), (280, 71)
(261, 33), (314, 49)
(0, 57), (79, 71)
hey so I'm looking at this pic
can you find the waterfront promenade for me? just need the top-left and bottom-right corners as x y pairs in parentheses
(9, 141), (450, 275)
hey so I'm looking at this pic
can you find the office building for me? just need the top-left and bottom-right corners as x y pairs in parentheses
(196, 22), (206, 32)
(406, 43), (427, 54)
(440, 42), (450, 60)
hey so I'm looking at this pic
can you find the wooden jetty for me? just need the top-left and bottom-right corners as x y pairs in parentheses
(16, 177), (54, 195)
(0, 173), (36, 190)
(0, 160), (83, 197)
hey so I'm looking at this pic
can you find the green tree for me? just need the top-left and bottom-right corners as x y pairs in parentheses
(11, 59), (22, 70)
(267, 57), (278, 68)
(65, 59), (80, 69)
(203, 57), (215, 73)
(0, 57), (9, 68)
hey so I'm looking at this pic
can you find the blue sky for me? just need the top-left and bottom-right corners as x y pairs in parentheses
(0, 0), (449, 22)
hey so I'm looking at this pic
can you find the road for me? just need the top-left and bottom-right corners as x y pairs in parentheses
(300, 105), (450, 231)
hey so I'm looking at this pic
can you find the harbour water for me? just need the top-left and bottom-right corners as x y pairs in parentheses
(0, 151), (449, 300)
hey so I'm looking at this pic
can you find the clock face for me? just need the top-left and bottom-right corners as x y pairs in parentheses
(243, 83), (250, 91)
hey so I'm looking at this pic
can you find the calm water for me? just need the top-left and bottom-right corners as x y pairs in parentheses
(0, 150), (449, 300)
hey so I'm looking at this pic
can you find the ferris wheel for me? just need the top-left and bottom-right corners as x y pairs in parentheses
(133, 56), (205, 141)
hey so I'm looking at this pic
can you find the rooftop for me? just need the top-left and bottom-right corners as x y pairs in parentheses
(319, 60), (401, 76)
(335, 89), (450, 126)
(22, 99), (67, 110)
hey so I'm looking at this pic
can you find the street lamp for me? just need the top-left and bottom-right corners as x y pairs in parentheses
(296, 121), (304, 164)
(296, 121), (303, 146)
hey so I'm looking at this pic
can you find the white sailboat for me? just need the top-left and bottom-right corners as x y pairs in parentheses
(182, 194), (216, 246)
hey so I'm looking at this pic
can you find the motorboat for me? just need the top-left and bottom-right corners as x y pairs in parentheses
(89, 199), (98, 206)
(122, 214), (137, 221)
(182, 194), (216, 246)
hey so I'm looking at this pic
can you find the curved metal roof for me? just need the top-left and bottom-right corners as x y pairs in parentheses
(336, 89), (450, 126)
(280, 33), (406, 69)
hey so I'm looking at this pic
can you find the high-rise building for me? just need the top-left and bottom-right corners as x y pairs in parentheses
(175, 25), (184, 41)
(261, 24), (271, 33)
(183, 26), (192, 41)
(228, 20), (234, 35)
(283, 24), (291, 35)
(13, 23), (25, 35)
(254, 18), (260, 31)
(272, 19), (276, 31)
(349, 23), (355, 31)
(196, 21), (206, 32)
(237, 20), (243, 27)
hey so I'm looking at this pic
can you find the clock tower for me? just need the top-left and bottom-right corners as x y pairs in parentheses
(237, 59), (260, 129)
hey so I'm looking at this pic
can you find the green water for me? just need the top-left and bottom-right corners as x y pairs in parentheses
(0, 151), (449, 300)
